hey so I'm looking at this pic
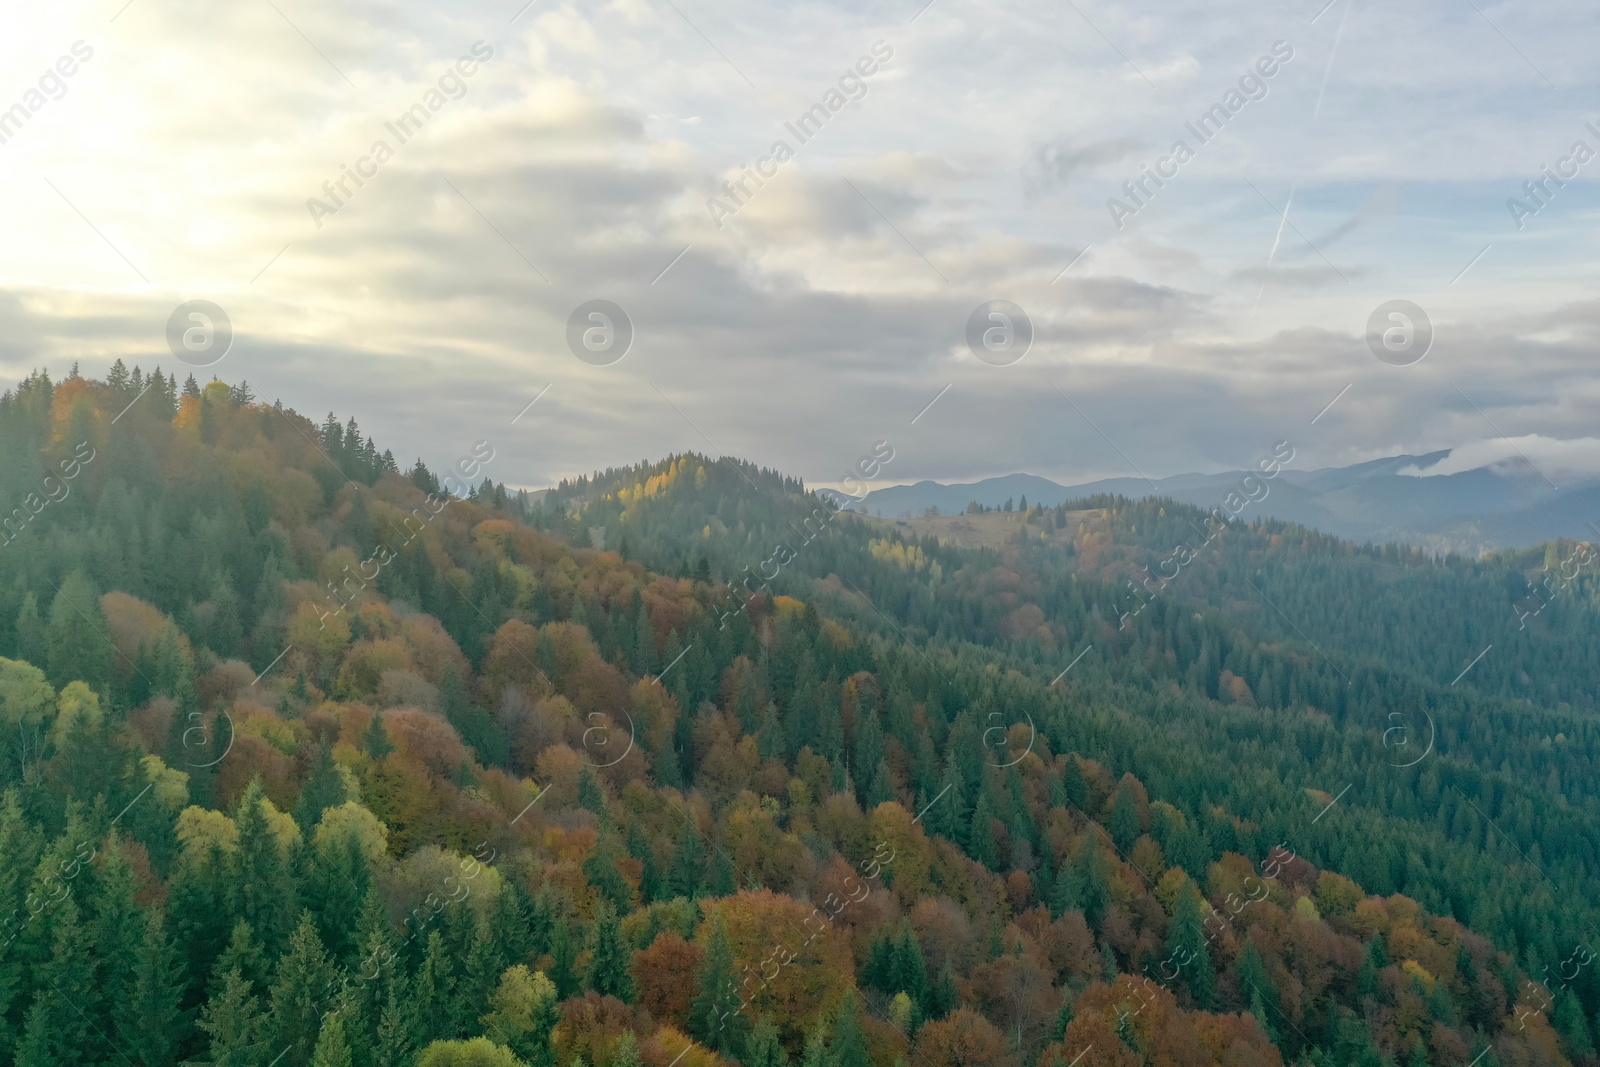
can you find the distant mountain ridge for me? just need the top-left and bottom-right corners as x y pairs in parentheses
(846, 451), (1600, 551)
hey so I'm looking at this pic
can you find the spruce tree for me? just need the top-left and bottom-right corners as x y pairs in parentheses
(587, 901), (635, 1001)
(267, 912), (339, 1066)
(968, 792), (998, 869)
(295, 743), (348, 831)
(119, 908), (187, 1066)
(667, 826), (706, 898)
(45, 571), (112, 691)
(231, 781), (297, 959)
(689, 914), (747, 1057)
(200, 967), (267, 1067)
(549, 918), (579, 1000)
(1165, 884), (1215, 1009)
(746, 1016), (789, 1067)
(829, 989), (871, 1067)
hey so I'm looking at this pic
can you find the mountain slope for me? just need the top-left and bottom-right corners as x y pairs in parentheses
(0, 368), (1592, 1067)
(855, 453), (1590, 552)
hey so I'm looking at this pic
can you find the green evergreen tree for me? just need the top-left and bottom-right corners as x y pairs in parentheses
(13, 593), (45, 667)
(709, 845), (737, 897)
(119, 908), (187, 1066)
(747, 1016), (790, 1067)
(200, 967), (268, 1067)
(267, 912), (339, 1066)
(689, 914), (748, 1057)
(1164, 884), (1215, 1009)
(968, 792), (998, 869)
(45, 571), (112, 691)
(828, 989), (870, 1067)
(295, 743), (348, 831)
(549, 918), (579, 1000)
(363, 712), (395, 760)
(312, 1011), (355, 1067)
(1237, 937), (1278, 1042)
(231, 780), (298, 959)
(667, 826), (706, 898)
(587, 901), (635, 1001)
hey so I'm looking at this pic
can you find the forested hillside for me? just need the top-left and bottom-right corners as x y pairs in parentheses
(0, 367), (1591, 1067)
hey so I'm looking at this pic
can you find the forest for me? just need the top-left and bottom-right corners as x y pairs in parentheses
(0, 364), (1593, 1067)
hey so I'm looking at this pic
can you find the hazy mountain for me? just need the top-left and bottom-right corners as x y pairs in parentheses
(851, 451), (1598, 551)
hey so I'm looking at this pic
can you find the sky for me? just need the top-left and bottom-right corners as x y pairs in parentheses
(1, 0), (1598, 495)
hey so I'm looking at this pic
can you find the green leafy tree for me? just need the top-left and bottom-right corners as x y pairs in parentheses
(417, 1037), (530, 1067)
(667, 827), (706, 898)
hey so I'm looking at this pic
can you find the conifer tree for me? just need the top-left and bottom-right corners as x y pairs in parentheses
(268, 912), (339, 1066)
(747, 1016), (789, 1067)
(118, 908), (187, 1066)
(231, 781), (297, 959)
(312, 1010), (355, 1067)
(587, 901), (635, 1001)
(667, 824), (706, 898)
(689, 914), (747, 1057)
(968, 792), (998, 869)
(295, 743), (348, 831)
(829, 989), (871, 1067)
(548, 918), (579, 1000)
(1165, 883), (1215, 1009)
(201, 967), (267, 1067)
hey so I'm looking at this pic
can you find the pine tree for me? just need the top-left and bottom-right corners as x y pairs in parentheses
(800, 1022), (831, 1067)
(231, 781), (297, 959)
(295, 743), (348, 831)
(709, 846), (737, 897)
(374, 982), (417, 1067)
(747, 1016), (789, 1067)
(267, 912), (339, 1066)
(853, 704), (886, 809)
(414, 929), (461, 1045)
(828, 989), (870, 1067)
(118, 908), (187, 1066)
(1237, 937), (1278, 1042)
(311, 1010), (355, 1067)
(45, 571), (112, 691)
(549, 918), (579, 1000)
(612, 1030), (642, 1067)
(689, 914), (748, 1057)
(587, 901), (635, 1001)
(363, 712), (395, 760)
(37, 895), (100, 1062)
(969, 792), (998, 869)
(1165, 884), (1215, 1009)
(13, 593), (45, 666)
(667, 825), (706, 898)
(201, 967), (268, 1067)
(924, 759), (966, 845)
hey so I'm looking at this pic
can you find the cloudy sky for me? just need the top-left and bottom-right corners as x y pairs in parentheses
(2, 0), (1598, 493)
